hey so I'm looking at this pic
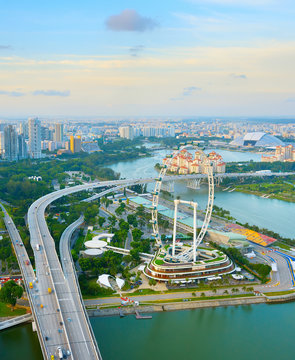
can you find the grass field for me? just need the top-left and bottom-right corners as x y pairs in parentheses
(0, 302), (27, 317)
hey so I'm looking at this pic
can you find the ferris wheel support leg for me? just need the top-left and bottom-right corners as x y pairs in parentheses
(172, 200), (179, 257)
(193, 203), (197, 263)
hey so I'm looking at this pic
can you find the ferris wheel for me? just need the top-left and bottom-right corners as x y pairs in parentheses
(151, 145), (214, 254)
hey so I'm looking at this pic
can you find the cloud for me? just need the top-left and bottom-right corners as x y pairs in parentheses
(0, 90), (25, 97)
(286, 98), (295, 103)
(0, 45), (12, 50)
(129, 45), (145, 57)
(106, 9), (158, 32)
(171, 86), (202, 101)
(229, 73), (247, 79)
(32, 89), (70, 97)
(182, 86), (202, 96)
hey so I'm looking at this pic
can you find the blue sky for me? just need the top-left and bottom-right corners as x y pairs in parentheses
(0, 0), (295, 117)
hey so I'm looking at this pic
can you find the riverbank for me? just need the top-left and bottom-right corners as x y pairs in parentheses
(233, 188), (295, 203)
(86, 290), (295, 318)
(87, 296), (266, 318)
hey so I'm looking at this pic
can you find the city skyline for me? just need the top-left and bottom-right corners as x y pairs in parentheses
(0, 1), (295, 117)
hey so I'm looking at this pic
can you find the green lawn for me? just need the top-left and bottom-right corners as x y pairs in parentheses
(264, 290), (295, 296)
(0, 302), (27, 317)
(276, 242), (291, 251)
(143, 293), (256, 304)
(154, 259), (164, 265)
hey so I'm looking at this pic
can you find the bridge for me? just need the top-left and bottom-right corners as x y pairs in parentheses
(105, 245), (153, 261)
(0, 314), (33, 331)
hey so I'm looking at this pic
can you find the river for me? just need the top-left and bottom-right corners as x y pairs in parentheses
(110, 148), (294, 239)
(1, 147), (294, 359)
(90, 303), (295, 360)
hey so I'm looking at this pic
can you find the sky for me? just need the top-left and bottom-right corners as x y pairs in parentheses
(1, 0), (295, 117)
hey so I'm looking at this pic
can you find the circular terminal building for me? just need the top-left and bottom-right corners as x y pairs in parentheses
(144, 244), (234, 282)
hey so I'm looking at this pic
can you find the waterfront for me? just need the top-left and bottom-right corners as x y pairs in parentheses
(110, 148), (294, 238)
(110, 148), (262, 180)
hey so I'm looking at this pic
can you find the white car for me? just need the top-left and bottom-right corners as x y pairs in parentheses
(57, 346), (63, 359)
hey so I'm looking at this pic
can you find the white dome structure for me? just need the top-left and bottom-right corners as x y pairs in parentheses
(84, 249), (104, 257)
(230, 132), (284, 148)
(84, 239), (107, 249)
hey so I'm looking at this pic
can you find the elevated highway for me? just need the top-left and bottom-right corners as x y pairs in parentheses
(28, 194), (102, 359)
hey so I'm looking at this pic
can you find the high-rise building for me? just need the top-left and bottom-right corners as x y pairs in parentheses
(119, 126), (134, 140)
(28, 117), (41, 159)
(4, 125), (18, 161)
(70, 135), (82, 153)
(20, 122), (29, 139)
(17, 134), (28, 160)
(48, 141), (56, 152)
(54, 123), (64, 142)
(41, 126), (52, 141)
(0, 132), (4, 155)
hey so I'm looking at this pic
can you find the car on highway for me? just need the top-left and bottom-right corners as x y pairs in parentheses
(57, 346), (63, 360)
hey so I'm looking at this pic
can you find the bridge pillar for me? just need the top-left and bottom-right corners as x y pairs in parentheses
(32, 321), (37, 332)
(186, 179), (201, 189)
(162, 181), (174, 193)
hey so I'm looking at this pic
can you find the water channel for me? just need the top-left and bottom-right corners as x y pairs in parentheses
(1, 147), (294, 359)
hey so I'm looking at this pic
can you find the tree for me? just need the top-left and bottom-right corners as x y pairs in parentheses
(108, 216), (117, 230)
(148, 278), (157, 286)
(127, 214), (138, 227)
(98, 217), (106, 227)
(0, 280), (23, 310)
(119, 219), (129, 231)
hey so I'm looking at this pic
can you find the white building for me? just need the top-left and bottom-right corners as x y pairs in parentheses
(119, 126), (134, 140)
(28, 117), (41, 159)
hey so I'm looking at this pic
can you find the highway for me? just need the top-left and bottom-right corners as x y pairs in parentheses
(28, 195), (102, 359)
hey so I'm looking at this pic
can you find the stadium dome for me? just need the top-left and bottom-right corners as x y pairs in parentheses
(230, 132), (284, 148)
